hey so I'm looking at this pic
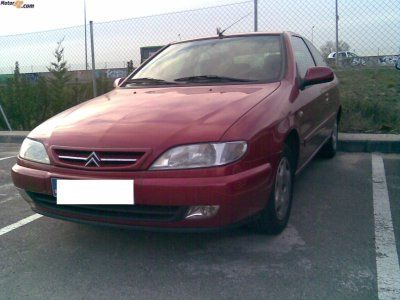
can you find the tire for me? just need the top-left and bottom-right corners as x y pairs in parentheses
(319, 118), (338, 158)
(249, 145), (294, 235)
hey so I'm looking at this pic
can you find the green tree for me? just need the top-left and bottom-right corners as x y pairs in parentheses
(37, 76), (50, 122)
(47, 39), (72, 114)
(0, 62), (37, 129)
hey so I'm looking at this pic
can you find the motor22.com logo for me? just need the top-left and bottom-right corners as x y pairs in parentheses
(0, 1), (34, 8)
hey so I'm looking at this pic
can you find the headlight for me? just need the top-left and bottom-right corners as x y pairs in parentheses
(19, 138), (50, 164)
(150, 141), (247, 170)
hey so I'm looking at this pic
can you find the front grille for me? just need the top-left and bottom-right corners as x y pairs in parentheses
(27, 192), (188, 222)
(53, 149), (145, 169)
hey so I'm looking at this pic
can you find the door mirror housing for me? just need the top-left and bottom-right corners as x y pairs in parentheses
(113, 77), (124, 88)
(303, 67), (334, 88)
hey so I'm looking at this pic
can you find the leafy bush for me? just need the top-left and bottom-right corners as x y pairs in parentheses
(0, 53), (398, 133)
(0, 43), (113, 130)
(0, 62), (48, 130)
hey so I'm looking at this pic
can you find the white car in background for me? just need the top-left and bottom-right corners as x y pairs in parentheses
(328, 51), (366, 66)
(327, 51), (358, 59)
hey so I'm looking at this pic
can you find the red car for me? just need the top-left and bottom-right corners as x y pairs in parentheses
(12, 32), (340, 234)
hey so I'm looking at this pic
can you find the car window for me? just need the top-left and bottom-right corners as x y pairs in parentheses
(127, 35), (284, 84)
(291, 36), (316, 79)
(304, 39), (327, 66)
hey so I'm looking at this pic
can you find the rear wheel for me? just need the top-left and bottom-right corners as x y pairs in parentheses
(249, 145), (294, 235)
(319, 119), (338, 158)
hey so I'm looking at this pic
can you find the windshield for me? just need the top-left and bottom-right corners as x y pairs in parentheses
(125, 35), (284, 86)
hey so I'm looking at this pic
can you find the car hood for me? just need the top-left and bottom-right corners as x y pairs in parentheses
(29, 83), (279, 152)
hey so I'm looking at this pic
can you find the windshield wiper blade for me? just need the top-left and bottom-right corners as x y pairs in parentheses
(125, 77), (174, 85)
(174, 75), (255, 83)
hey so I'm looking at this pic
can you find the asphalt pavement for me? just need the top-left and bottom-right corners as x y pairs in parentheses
(0, 143), (399, 300)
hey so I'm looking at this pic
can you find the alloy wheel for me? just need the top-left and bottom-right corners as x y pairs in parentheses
(274, 157), (292, 221)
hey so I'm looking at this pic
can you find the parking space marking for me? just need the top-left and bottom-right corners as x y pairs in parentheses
(0, 156), (15, 161)
(372, 154), (400, 299)
(0, 184), (18, 204)
(0, 198), (13, 205)
(0, 214), (42, 237)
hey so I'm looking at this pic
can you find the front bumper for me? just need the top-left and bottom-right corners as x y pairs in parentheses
(12, 162), (273, 229)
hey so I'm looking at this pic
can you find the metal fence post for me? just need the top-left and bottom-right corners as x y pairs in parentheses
(89, 21), (97, 97)
(84, 0), (88, 70)
(335, 0), (339, 67)
(0, 100), (12, 131)
(254, 0), (258, 32)
(311, 25), (315, 43)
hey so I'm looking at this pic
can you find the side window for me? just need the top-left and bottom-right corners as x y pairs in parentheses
(291, 36), (316, 79)
(305, 39), (328, 66)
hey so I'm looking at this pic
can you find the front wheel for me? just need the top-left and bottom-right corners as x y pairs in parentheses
(249, 146), (294, 235)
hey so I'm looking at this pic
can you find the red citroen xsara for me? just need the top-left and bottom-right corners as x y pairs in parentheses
(12, 32), (340, 234)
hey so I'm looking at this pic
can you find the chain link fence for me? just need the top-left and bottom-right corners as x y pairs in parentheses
(0, 0), (399, 75)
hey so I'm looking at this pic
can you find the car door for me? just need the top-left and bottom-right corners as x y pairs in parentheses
(305, 38), (339, 141)
(291, 36), (328, 165)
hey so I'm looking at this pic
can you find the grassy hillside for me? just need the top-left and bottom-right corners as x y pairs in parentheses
(336, 68), (400, 133)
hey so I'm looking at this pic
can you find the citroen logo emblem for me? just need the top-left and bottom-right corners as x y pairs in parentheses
(85, 152), (101, 167)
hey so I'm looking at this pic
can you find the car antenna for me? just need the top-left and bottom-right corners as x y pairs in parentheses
(216, 11), (252, 38)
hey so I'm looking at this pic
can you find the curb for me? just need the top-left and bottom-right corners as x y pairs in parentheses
(338, 133), (400, 153)
(0, 131), (29, 143)
(1, 132), (400, 153)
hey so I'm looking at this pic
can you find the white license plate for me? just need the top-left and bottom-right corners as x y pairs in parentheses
(56, 180), (134, 205)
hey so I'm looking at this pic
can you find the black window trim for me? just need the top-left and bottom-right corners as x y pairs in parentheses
(291, 34), (318, 89)
(292, 34), (317, 67)
(302, 37), (327, 67)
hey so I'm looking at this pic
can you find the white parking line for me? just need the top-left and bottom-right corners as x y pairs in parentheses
(372, 154), (400, 299)
(0, 184), (17, 204)
(0, 156), (16, 161)
(0, 197), (14, 205)
(0, 214), (42, 237)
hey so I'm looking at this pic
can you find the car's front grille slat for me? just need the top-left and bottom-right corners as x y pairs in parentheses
(100, 158), (137, 162)
(27, 192), (187, 222)
(58, 155), (87, 161)
(53, 149), (144, 169)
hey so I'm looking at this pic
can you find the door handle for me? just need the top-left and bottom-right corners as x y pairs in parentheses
(297, 110), (304, 118)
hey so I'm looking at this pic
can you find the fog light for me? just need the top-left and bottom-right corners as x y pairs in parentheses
(185, 205), (219, 219)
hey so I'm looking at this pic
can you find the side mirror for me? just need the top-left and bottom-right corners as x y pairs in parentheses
(303, 67), (334, 88)
(396, 58), (400, 70)
(113, 77), (124, 88)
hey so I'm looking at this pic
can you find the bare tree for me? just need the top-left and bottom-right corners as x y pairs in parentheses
(320, 40), (351, 58)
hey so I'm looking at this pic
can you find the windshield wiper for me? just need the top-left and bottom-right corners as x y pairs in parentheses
(125, 77), (174, 85)
(174, 75), (255, 83)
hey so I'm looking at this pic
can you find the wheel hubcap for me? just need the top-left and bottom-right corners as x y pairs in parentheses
(274, 157), (292, 220)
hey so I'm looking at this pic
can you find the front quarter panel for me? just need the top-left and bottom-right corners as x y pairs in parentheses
(221, 82), (293, 172)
